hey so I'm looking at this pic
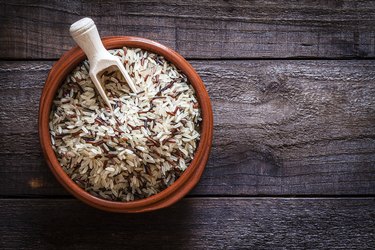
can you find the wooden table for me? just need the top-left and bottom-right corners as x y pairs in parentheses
(1, 1), (375, 249)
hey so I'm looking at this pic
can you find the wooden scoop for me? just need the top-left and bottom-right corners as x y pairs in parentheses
(70, 17), (137, 110)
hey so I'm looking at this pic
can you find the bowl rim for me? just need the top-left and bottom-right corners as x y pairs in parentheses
(39, 36), (213, 213)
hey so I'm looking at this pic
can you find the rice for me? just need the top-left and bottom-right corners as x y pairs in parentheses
(49, 47), (201, 201)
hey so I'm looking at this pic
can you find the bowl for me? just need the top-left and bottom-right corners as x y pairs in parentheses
(39, 36), (213, 213)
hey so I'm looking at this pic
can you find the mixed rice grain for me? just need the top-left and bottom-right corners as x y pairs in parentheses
(49, 47), (201, 201)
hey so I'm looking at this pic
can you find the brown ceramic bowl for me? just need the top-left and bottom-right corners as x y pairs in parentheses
(39, 36), (213, 213)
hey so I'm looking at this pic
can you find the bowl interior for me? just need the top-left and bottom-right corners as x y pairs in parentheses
(39, 36), (213, 212)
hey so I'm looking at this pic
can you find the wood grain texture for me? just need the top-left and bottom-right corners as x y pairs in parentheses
(1, 0), (375, 59)
(1, 60), (375, 196)
(0, 198), (374, 249)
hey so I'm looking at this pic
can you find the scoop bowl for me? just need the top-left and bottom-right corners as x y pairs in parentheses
(39, 36), (213, 213)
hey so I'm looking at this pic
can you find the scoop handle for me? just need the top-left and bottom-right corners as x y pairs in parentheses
(69, 17), (108, 63)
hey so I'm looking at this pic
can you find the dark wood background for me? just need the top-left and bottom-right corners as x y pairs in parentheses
(1, 1), (374, 249)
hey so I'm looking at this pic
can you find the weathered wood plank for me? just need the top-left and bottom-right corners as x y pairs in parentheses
(1, 0), (375, 59)
(0, 198), (374, 249)
(1, 60), (375, 196)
